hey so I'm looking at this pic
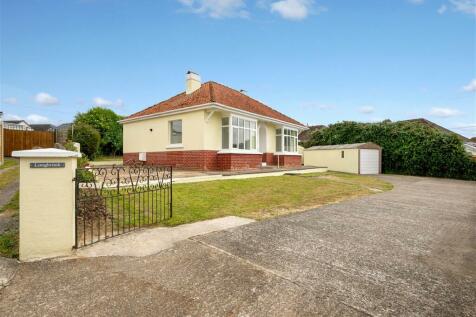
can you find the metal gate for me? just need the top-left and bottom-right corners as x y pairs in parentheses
(74, 163), (172, 248)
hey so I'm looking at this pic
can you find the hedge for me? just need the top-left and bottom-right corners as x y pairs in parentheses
(303, 121), (476, 180)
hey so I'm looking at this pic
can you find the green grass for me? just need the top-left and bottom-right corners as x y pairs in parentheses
(165, 172), (392, 226)
(0, 191), (19, 214)
(0, 166), (18, 190)
(0, 158), (18, 170)
(0, 230), (19, 258)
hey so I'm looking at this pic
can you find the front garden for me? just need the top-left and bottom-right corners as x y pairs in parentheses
(0, 170), (392, 258)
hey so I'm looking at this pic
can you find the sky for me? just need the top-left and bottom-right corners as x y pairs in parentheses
(1, 0), (475, 137)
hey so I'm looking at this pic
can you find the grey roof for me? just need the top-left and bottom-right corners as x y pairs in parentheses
(56, 123), (73, 129)
(306, 142), (381, 150)
(30, 124), (56, 131)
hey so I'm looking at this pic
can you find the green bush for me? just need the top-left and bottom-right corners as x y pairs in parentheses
(304, 121), (476, 180)
(70, 123), (101, 160)
(74, 107), (123, 156)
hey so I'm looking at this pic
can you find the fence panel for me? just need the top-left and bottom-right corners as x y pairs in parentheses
(3, 129), (55, 156)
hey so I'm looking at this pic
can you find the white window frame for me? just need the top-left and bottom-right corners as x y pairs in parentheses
(275, 126), (298, 154)
(167, 119), (183, 148)
(220, 114), (259, 153)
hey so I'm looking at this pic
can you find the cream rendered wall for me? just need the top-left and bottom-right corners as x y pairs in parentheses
(203, 111), (222, 151)
(303, 149), (359, 173)
(123, 110), (206, 153)
(18, 156), (77, 261)
(263, 122), (276, 153)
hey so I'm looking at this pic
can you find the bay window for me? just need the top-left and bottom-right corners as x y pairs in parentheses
(276, 127), (298, 153)
(221, 115), (257, 151)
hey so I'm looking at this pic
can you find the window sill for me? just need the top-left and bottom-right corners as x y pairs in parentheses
(166, 144), (184, 149)
(274, 152), (302, 156)
(218, 149), (262, 155)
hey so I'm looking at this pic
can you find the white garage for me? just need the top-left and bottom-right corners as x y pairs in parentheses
(303, 143), (382, 175)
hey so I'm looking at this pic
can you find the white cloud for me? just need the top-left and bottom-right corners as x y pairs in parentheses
(35, 92), (59, 105)
(3, 113), (50, 124)
(454, 123), (476, 135)
(408, 0), (425, 4)
(462, 79), (476, 92)
(450, 0), (476, 15)
(429, 107), (462, 117)
(92, 97), (124, 108)
(4, 113), (22, 121)
(26, 114), (50, 124)
(177, 0), (249, 18)
(2, 97), (18, 105)
(437, 4), (447, 14)
(270, 0), (315, 20)
(359, 106), (375, 114)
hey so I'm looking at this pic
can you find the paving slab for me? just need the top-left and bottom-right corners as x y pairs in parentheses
(73, 216), (255, 258)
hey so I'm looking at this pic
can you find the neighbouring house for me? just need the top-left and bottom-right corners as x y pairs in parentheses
(303, 143), (382, 174)
(464, 142), (476, 159)
(55, 123), (73, 144)
(3, 120), (33, 131)
(30, 123), (56, 132)
(120, 71), (307, 170)
(298, 125), (326, 144)
(400, 118), (476, 157)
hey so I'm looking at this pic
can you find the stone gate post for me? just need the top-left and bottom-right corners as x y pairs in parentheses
(12, 148), (81, 261)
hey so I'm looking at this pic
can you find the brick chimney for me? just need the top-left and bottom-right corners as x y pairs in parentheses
(185, 71), (201, 94)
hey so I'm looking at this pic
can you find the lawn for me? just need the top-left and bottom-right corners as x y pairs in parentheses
(0, 158), (18, 170)
(166, 172), (392, 226)
(0, 168), (19, 191)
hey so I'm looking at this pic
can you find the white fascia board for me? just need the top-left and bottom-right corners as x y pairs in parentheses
(119, 102), (307, 131)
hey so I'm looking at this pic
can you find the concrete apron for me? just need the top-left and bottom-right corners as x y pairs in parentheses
(174, 167), (328, 184)
(70, 216), (255, 258)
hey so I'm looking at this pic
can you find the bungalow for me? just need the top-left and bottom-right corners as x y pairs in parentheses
(120, 72), (306, 170)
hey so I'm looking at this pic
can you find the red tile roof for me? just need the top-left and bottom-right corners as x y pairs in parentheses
(125, 81), (304, 126)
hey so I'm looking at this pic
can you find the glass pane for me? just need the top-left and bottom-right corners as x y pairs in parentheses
(251, 130), (256, 149)
(245, 129), (250, 150)
(276, 135), (282, 152)
(276, 128), (281, 135)
(233, 127), (238, 148)
(251, 121), (256, 129)
(170, 120), (182, 144)
(239, 128), (244, 149)
(222, 127), (229, 149)
(222, 117), (229, 126)
(284, 136), (290, 152)
(239, 118), (244, 128)
(245, 120), (250, 129)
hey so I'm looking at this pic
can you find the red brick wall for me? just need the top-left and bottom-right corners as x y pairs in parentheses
(124, 151), (301, 170)
(217, 153), (262, 170)
(124, 151), (218, 170)
(262, 153), (274, 165)
(273, 154), (302, 167)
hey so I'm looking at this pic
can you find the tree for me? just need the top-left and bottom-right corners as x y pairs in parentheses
(304, 121), (476, 180)
(74, 107), (123, 156)
(71, 123), (101, 159)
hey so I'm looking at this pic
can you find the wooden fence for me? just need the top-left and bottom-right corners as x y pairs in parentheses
(3, 129), (55, 157)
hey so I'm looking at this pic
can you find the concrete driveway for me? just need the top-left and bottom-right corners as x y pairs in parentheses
(1, 175), (475, 316)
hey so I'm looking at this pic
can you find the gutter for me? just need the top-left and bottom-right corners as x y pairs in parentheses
(118, 102), (308, 131)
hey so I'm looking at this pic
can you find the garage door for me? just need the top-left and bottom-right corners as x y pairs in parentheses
(360, 149), (379, 174)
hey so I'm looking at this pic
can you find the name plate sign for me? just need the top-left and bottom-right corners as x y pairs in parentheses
(30, 162), (65, 168)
